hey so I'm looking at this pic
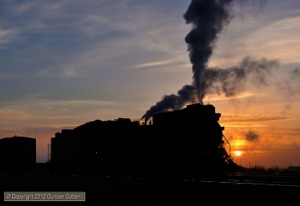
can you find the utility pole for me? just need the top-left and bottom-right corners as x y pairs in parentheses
(47, 144), (50, 162)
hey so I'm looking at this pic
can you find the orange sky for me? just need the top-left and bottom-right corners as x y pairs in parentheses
(213, 92), (300, 168)
(0, 1), (299, 168)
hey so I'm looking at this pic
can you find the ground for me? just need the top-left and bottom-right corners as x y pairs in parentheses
(1, 171), (300, 206)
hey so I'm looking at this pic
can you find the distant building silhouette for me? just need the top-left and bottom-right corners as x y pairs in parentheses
(0, 136), (36, 167)
(50, 104), (235, 178)
(289, 166), (300, 172)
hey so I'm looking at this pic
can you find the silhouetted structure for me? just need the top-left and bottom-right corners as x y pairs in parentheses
(50, 104), (235, 178)
(0, 136), (36, 167)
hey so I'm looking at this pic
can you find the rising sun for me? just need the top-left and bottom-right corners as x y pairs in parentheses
(233, 150), (243, 157)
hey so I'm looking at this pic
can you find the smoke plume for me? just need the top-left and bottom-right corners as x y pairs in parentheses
(184, 0), (234, 102)
(202, 56), (278, 97)
(142, 0), (234, 119)
(142, 0), (278, 119)
(142, 56), (278, 119)
(245, 130), (260, 142)
(277, 67), (300, 112)
(142, 85), (196, 119)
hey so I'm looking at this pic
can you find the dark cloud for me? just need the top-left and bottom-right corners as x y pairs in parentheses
(245, 130), (260, 142)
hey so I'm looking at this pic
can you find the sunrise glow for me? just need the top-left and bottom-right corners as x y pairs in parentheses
(0, 0), (299, 168)
(233, 150), (243, 157)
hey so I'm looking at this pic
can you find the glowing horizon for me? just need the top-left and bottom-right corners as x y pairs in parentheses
(0, 1), (300, 167)
(233, 150), (243, 157)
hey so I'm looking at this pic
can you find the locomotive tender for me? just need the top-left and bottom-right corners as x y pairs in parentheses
(50, 104), (234, 178)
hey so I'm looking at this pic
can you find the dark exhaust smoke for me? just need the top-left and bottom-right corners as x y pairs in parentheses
(142, 0), (234, 119)
(202, 56), (278, 98)
(277, 68), (300, 112)
(184, 0), (234, 102)
(142, 0), (278, 119)
(142, 57), (278, 119)
(142, 85), (196, 119)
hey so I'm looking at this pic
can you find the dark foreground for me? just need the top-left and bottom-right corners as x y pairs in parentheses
(1, 171), (300, 206)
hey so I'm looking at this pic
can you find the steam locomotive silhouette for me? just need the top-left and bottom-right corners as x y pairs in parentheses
(50, 104), (235, 178)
